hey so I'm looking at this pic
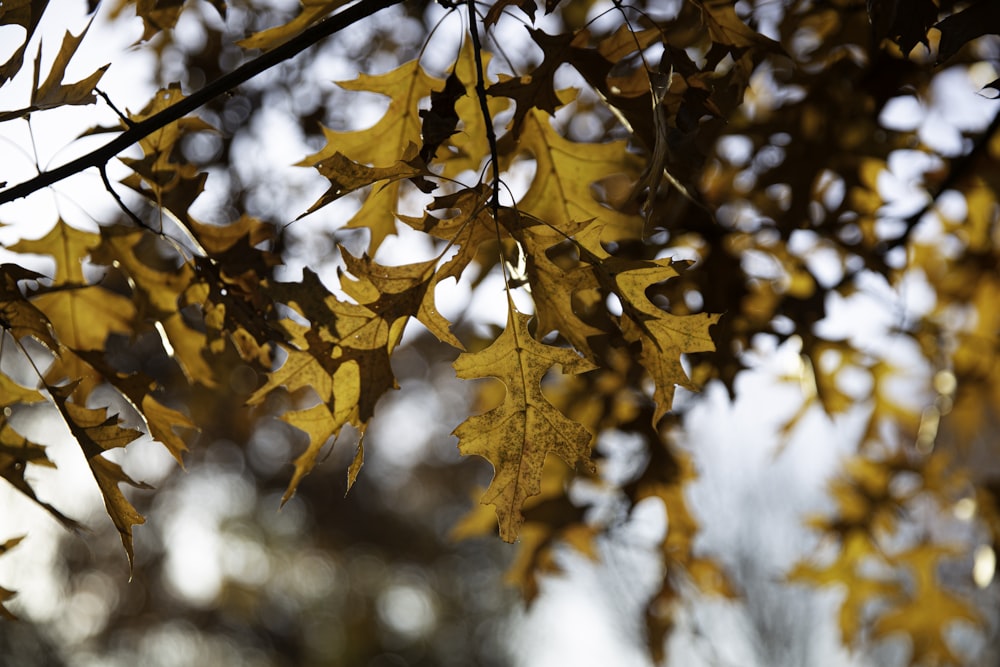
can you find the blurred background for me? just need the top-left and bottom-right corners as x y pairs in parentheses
(1, 0), (1000, 665)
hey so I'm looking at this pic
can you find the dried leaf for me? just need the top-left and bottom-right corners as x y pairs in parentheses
(452, 304), (595, 541)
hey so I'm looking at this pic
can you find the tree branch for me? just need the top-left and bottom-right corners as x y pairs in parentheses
(0, 0), (406, 206)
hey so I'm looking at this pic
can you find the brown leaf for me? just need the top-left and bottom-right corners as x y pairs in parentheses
(48, 382), (148, 568)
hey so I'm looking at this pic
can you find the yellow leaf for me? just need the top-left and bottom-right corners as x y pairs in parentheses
(31, 287), (136, 396)
(442, 40), (508, 178)
(508, 109), (643, 243)
(874, 543), (981, 665)
(238, 0), (345, 51)
(301, 59), (440, 251)
(340, 249), (463, 349)
(452, 305), (596, 542)
(0, 264), (59, 350)
(0, 415), (81, 530)
(346, 437), (364, 493)
(141, 395), (193, 468)
(8, 219), (98, 284)
(0, 535), (24, 620)
(608, 257), (719, 424)
(301, 147), (427, 219)
(0, 18), (107, 121)
(397, 184), (497, 281)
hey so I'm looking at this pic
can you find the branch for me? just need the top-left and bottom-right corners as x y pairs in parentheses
(0, 0), (405, 206)
(466, 0), (500, 216)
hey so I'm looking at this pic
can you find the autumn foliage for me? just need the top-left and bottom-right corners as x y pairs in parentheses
(1, 0), (1000, 663)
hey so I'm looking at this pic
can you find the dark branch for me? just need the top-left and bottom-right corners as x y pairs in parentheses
(0, 0), (405, 206)
(466, 0), (501, 216)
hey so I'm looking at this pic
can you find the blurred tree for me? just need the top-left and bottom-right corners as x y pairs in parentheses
(1, 0), (1000, 665)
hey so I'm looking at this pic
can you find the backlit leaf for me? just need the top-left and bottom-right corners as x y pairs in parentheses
(452, 304), (595, 542)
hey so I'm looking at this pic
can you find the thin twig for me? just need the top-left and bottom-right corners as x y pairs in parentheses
(94, 88), (134, 127)
(98, 164), (150, 231)
(0, 0), (405, 206)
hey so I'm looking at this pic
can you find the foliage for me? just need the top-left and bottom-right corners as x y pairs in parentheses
(1, 0), (1000, 663)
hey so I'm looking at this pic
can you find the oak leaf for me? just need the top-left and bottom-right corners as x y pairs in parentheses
(238, 0), (344, 51)
(48, 382), (149, 568)
(0, 18), (107, 122)
(251, 257), (452, 500)
(604, 257), (719, 424)
(488, 30), (574, 136)
(452, 305), (595, 542)
(0, 413), (81, 530)
(0, 0), (48, 85)
(301, 59), (440, 250)
(502, 108), (642, 244)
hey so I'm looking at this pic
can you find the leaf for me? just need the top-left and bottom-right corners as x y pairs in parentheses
(279, 396), (353, 503)
(874, 543), (982, 665)
(419, 70), (465, 164)
(0, 0), (49, 86)
(8, 219), (98, 284)
(0, 415), (81, 530)
(301, 146), (428, 218)
(788, 529), (901, 643)
(438, 39), (509, 178)
(301, 59), (441, 251)
(120, 84), (215, 205)
(935, 1), (1000, 64)
(346, 437), (364, 493)
(251, 257), (448, 498)
(452, 304), (596, 542)
(484, 0), (537, 25)
(114, 0), (225, 42)
(697, 0), (781, 52)
(488, 30), (574, 136)
(141, 395), (194, 467)
(0, 19), (108, 122)
(397, 184), (497, 281)
(340, 249), (463, 349)
(605, 257), (719, 424)
(48, 383), (148, 568)
(0, 264), (59, 351)
(501, 108), (643, 243)
(238, 0), (346, 51)
(0, 535), (24, 620)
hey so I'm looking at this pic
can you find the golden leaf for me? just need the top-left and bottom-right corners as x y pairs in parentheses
(238, 0), (346, 51)
(301, 60), (440, 251)
(505, 108), (643, 243)
(452, 304), (596, 542)
(874, 543), (982, 665)
(0, 18), (107, 122)
(606, 257), (719, 424)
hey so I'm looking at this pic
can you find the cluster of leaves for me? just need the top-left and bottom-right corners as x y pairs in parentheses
(1, 0), (1000, 663)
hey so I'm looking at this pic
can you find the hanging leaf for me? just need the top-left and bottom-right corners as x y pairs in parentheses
(452, 304), (595, 542)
